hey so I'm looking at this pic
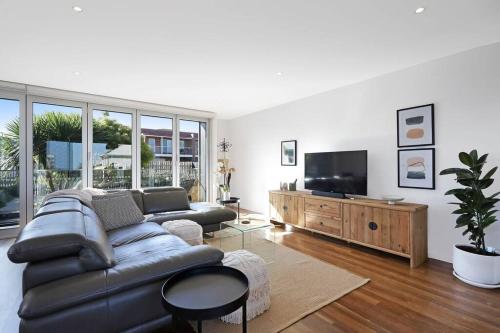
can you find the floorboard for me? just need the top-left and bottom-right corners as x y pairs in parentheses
(276, 225), (500, 333)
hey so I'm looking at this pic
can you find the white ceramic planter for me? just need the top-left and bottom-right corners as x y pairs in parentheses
(453, 245), (500, 287)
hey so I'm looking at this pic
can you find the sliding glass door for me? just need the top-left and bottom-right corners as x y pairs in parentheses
(27, 97), (87, 218)
(178, 119), (208, 202)
(139, 114), (174, 188)
(90, 106), (135, 190)
(0, 93), (26, 237)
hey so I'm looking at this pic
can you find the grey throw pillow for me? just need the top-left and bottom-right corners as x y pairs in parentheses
(92, 192), (144, 231)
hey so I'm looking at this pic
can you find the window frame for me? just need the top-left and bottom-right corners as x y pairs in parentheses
(177, 116), (210, 202)
(0, 90), (27, 238)
(136, 110), (177, 189)
(88, 104), (137, 190)
(27, 95), (89, 221)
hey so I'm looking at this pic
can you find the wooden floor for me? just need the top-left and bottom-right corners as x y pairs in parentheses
(276, 226), (500, 333)
(3, 224), (500, 333)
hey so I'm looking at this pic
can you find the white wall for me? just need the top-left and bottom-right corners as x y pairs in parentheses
(221, 42), (500, 263)
(216, 119), (230, 146)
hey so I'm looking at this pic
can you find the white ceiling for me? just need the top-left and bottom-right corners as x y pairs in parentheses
(1, 0), (499, 119)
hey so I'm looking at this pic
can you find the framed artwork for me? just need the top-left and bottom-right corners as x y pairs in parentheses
(281, 140), (297, 166)
(398, 148), (435, 189)
(397, 104), (434, 147)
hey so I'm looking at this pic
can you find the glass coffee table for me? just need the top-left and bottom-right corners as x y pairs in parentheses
(219, 219), (276, 263)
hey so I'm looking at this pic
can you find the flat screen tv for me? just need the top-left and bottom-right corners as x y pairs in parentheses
(304, 150), (367, 196)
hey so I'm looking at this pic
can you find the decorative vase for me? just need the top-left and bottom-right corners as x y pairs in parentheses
(222, 191), (231, 201)
(453, 244), (500, 288)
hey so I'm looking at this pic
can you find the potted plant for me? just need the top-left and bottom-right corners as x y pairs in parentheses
(440, 150), (500, 287)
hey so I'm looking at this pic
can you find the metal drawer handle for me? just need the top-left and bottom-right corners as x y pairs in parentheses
(368, 221), (378, 231)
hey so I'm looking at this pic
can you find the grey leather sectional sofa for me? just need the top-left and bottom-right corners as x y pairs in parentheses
(7, 187), (236, 333)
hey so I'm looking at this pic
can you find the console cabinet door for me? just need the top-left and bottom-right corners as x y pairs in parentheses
(283, 195), (304, 226)
(269, 193), (304, 226)
(348, 205), (410, 254)
(269, 193), (284, 222)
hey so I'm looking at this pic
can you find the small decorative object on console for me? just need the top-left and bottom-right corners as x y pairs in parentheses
(381, 195), (404, 205)
(288, 179), (297, 191)
(280, 182), (288, 191)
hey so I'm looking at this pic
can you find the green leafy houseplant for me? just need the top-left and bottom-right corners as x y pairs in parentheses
(440, 150), (500, 255)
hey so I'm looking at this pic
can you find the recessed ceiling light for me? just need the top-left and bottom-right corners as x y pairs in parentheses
(276, 72), (283, 76)
(73, 6), (83, 12)
(73, 71), (80, 76)
(415, 7), (425, 14)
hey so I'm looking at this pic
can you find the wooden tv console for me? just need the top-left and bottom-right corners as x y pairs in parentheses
(269, 190), (428, 267)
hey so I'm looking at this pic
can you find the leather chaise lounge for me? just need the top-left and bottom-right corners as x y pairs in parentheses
(136, 187), (237, 233)
(7, 187), (236, 332)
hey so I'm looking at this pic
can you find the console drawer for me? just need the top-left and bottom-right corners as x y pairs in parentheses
(304, 198), (341, 217)
(305, 213), (342, 236)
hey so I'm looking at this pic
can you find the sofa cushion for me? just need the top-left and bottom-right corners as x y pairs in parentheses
(129, 189), (145, 213)
(19, 270), (107, 319)
(42, 189), (93, 208)
(92, 192), (144, 231)
(35, 199), (98, 218)
(82, 187), (108, 196)
(142, 186), (186, 193)
(18, 235), (224, 320)
(145, 207), (237, 227)
(43, 195), (93, 210)
(142, 190), (190, 214)
(35, 200), (85, 217)
(8, 211), (115, 270)
(22, 256), (88, 293)
(107, 222), (168, 247)
(108, 235), (224, 294)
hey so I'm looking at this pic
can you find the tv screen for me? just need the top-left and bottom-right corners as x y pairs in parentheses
(304, 150), (367, 196)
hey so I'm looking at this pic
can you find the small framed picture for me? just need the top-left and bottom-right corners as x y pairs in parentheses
(281, 140), (297, 166)
(398, 148), (435, 189)
(397, 104), (434, 147)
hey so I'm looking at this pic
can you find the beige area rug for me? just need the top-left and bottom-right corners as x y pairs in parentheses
(203, 221), (370, 333)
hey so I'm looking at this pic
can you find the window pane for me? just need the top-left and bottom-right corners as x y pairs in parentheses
(0, 98), (20, 228)
(179, 120), (207, 202)
(32, 103), (83, 212)
(92, 110), (132, 190)
(140, 115), (173, 188)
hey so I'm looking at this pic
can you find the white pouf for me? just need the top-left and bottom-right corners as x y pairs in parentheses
(221, 250), (271, 324)
(161, 220), (203, 246)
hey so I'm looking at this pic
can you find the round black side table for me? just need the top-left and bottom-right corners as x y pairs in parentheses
(161, 266), (249, 333)
(218, 197), (241, 221)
